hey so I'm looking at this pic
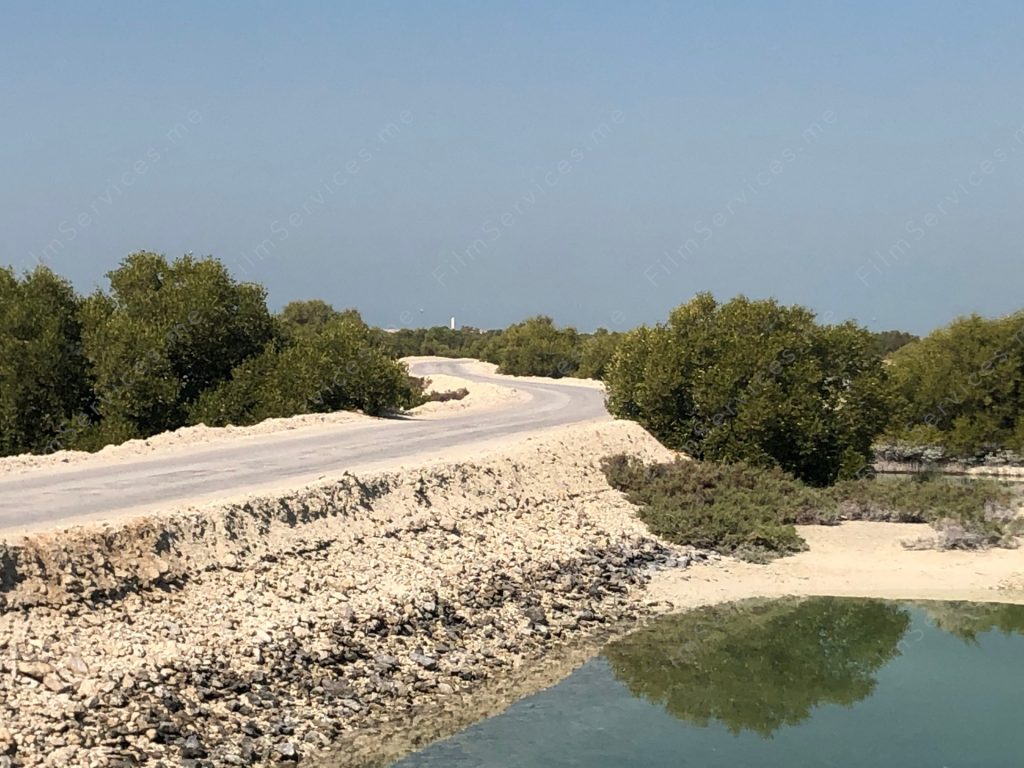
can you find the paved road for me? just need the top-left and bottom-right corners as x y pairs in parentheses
(0, 360), (608, 532)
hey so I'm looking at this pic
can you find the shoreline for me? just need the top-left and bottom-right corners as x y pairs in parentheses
(0, 420), (683, 767)
(313, 522), (1024, 766)
(646, 520), (1024, 610)
(3, 407), (1023, 765)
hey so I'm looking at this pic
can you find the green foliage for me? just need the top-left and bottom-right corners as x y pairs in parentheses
(379, 320), (617, 381)
(277, 299), (360, 340)
(78, 252), (276, 439)
(602, 455), (818, 561)
(379, 325), (502, 360)
(421, 385), (470, 403)
(0, 267), (92, 454)
(828, 475), (1015, 523)
(605, 455), (1022, 558)
(0, 253), (422, 457)
(604, 597), (911, 737)
(5, 254), (1022, 468)
(605, 294), (892, 485)
(185, 342), (280, 427)
(190, 317), (420, 426)
(576, 328), (621, 380)
(872, 329), (918, 356)
(829, 475), (1021, 549)
(885, 312), (1024, 457)
(488, 316), (581, 378)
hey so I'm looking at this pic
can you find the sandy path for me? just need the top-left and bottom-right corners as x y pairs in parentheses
(648, 521), (1024, 609)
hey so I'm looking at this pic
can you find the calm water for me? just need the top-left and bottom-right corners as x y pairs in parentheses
(393, 598), (1024, 768)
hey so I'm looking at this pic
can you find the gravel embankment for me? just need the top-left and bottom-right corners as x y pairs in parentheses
(0, 421), (691, 767)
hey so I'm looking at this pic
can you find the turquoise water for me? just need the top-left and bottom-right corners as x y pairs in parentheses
(393, 598), (1024, 767)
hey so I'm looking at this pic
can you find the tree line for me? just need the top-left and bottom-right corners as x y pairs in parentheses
(602, 293), (1022, 485)
(381, 317), (622, 380)
(0, 253), (418, 456)
(2, 252), (1020, 477)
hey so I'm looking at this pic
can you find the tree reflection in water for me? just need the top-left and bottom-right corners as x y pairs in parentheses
(916, 601), (1024, 643)
(603, 597), (910, 737)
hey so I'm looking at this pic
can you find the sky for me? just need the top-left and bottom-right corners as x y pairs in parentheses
(1, 1), (1022, 335)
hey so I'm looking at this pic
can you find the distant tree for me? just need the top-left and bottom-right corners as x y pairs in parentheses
(576, 328), (621, 380)
(885, 312), (1024, 455)
(490, 316), (580, 378)
(278, 299), (342, 338)
(0, 267), (92, 455)
(79, 252), (276, 442)
(872, 329), (918, 357)
(379, 327), (427, 358)
(605, 294), (892, 485)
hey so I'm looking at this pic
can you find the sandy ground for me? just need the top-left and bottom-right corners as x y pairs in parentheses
(0, 358), (533, 477)
(648, 521), (1024, 609)
(410, 370), (529, 417)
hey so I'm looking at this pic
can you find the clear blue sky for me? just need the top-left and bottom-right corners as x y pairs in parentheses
(2, 1), (1022, 334)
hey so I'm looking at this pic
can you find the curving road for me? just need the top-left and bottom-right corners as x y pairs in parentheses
(0, 359), (608, 534)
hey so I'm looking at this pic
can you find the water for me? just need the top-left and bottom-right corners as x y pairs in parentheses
(393, 598), (1024, 768)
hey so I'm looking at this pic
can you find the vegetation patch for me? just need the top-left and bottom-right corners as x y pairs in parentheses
(604, 293), (893, 487)
(883, 311), (1024, 458)
(602, 455), (819, 562)
(604, 455), (1022, 560)
(421, 386), (470, 403)
(383, 316), (623, 381)
(0, 254), (423, 456)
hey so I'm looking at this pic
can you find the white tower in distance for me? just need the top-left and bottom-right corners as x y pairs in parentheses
(449, 316), (456, 331)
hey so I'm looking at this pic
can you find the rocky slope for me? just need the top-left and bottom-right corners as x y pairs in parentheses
(0, 421), (691, 767)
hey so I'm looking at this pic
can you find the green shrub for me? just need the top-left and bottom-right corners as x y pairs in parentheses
(0, 267), (92, 454)
(829, 475), (1021, 549)
(576, 328), (621, 380)
(605, 455), (1022, 558)
(189, 317), (421, 426)
(421, 386), (470, 403)
(605, 294), (892, 486)
(885, 312), (1024, 457)
(488, 316), (581, 378)
(79, 252), (276, 438)
(602, 455), (818, 561)
(827, 475), (1015, 524)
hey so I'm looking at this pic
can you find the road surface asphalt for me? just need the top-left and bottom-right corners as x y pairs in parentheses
(0, 359), (608, 533)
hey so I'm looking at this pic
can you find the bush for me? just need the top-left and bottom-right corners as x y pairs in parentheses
(603, 455), (819, 561)
(576, 328), (621, 380)
(605, 294), (892, 486)
(885, 312), (1024, 457)
(421, 386), (470, 403)
(487, 316), (581, 378)
(78, 252), (276, 440)
(827, 475), (1016, 525)
(605, 455), (1023, 559)
(190, 317), (420, 426)
(0, 267), (92, 454)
